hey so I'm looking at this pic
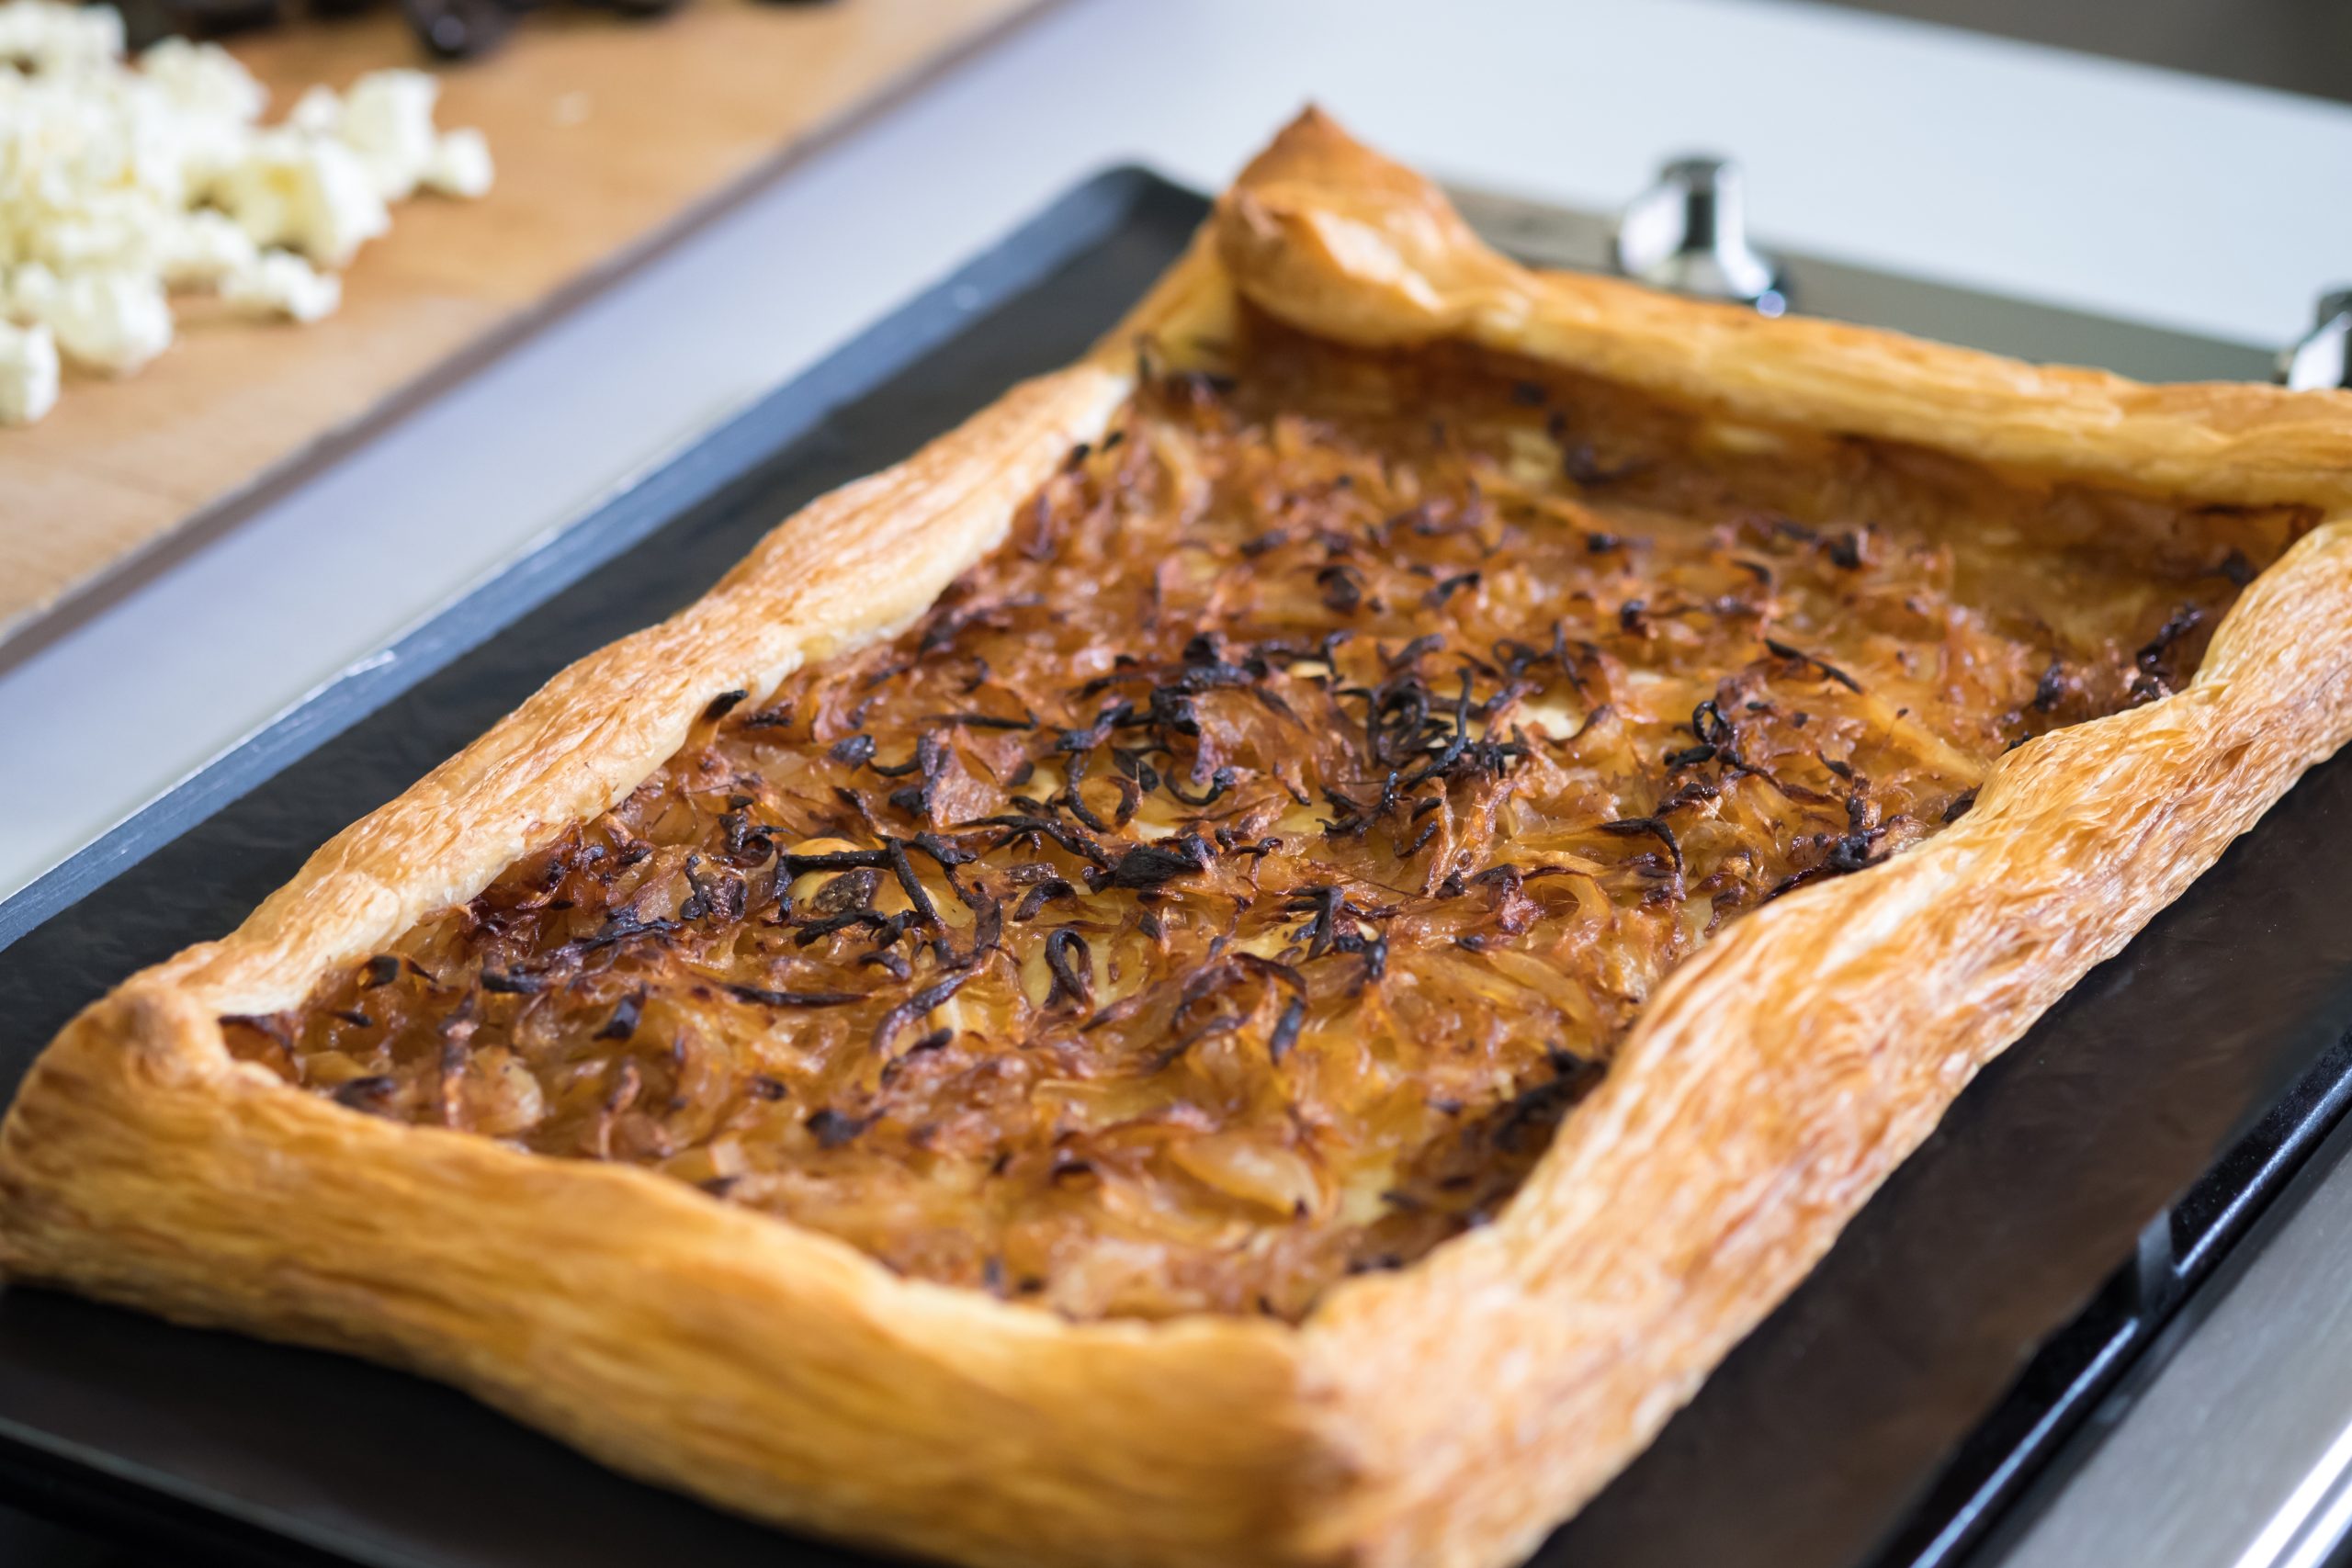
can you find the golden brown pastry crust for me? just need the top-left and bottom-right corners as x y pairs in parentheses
(6, 108), (2352, 1568)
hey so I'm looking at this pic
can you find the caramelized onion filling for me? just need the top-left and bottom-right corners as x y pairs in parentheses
(228, 322), (2306, 1321)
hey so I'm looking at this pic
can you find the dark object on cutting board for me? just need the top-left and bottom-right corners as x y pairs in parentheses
(115, 0), (836, 62)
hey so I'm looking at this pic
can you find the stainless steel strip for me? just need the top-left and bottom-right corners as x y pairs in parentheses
(1984, 1119), (2352, 1568)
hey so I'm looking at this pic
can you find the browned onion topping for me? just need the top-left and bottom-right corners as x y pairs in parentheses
(227, 321), (2307, 1321)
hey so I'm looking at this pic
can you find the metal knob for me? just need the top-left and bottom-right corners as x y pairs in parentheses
(1613, 155), (1788, 317)
(2277, 288), (2352, 390)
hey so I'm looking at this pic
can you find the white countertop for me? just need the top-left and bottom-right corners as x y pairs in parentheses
(6, 0), (2352, 899)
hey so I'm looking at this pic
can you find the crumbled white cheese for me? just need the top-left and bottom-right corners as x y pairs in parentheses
(288, 82), (341, 137)
(0, 0), (492, 424)
(157, 206), (257, 288)
(422, 127), (493, 199)
(0, 0), (119, 75)
(212, 128), (390, 266)
(138, 34), (266, 124)
(2, 265), (43, 321)
(221, 248), (339, 322)
(0, 321), (60, 424)
(278, 73), (492, 204)
(16, 265), (172, 375)
(337, 69), (441, 200)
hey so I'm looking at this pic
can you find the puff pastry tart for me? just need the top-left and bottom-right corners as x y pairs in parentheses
(8, 110), (2352, 1568)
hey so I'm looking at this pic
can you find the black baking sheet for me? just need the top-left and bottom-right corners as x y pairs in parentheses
(0, 167), (2345, 1568)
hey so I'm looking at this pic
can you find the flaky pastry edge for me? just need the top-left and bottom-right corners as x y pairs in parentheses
(6, 109), (2352, 1568)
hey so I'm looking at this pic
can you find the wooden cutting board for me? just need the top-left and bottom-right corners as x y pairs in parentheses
(0, 0), (1042, 645)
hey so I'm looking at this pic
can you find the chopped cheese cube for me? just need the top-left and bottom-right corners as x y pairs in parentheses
(213, 128), (390, 267)
(0, 321), (60, 425)
(137, 35), (265, 125)
(157, 208), (258, 288)
(0, 0), (121, 76)
(222, 249), (340, 323)
(336, 69), (440, 200)
(19, 266), (172, 375)
(422, 127), (493, 199)
(288, 83), (342, 137)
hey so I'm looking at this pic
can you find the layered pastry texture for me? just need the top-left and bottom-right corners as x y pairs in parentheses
(224, 319), (2303, 1323)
